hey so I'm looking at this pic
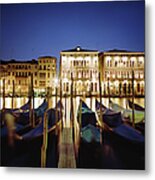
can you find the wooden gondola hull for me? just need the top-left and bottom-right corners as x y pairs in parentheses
(102, 112), (144, 155)
(77, 100), (100, 144)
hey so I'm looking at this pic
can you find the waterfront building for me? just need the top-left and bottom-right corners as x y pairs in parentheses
(0, 56), (57, 96)
(60, 46), (99, 95)
(99, 50), (145, 96)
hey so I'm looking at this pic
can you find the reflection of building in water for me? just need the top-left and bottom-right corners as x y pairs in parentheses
(60, 46), (99, 95)
(99, 50), (145, 96)
(0, 56), (56, 96)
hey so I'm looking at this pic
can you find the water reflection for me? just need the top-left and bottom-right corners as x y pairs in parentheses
(0, 96), (144, 129)
(0, 96), (144, 110)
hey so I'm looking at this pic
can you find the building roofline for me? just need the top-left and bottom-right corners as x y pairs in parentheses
(102, 49), (144, 54)
(61, 46), (98, 53)
(38, 56), (57, 59)
(0, 59), (38, 64)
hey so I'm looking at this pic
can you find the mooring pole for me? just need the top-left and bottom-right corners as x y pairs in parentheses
(31, 73), (35, 128)
(2, 78), (5, 111)
(99, 72), (103, 144)
(70, 72), (75, 142)
(11, 80), (15, 109)
(41, 111), (48, 167)
(108, 77), (110, 108)
(55, 84), (58, 135)
(132, 70), (135, 128)
(90, 83), (92, 110)
(60, 78), (63, 129)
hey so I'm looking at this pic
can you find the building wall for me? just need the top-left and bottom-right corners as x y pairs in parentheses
(99, 51), (145, 96)
(0, 57), (57, 96)
(38, 56), (57, 94)
(60, 48), (99, 95)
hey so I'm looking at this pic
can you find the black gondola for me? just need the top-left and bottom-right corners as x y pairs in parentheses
(77, 100), (100, 143)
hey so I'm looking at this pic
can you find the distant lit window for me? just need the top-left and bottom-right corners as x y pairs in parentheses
(106, 56), (111, 61)
(122, 56), (128, 62)
(130, 57), (136, 62)
(114, 56), (120, 61)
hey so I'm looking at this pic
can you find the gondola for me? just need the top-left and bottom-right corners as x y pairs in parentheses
(1, 100), (48, 138)
(77, 100), (100, 143)
(96, 99), (145, 134)
(109, 100), (145, 124)
(0, 99), (31, 127)
(102, 112), (144, 150)
(128, 99), (145, 111)
(19, 99), (63, 141)
(16, 99), (48, 126)
(95, 99), (114, 115)
(1, 101), (63, 167)
(1, 99), (31, 113)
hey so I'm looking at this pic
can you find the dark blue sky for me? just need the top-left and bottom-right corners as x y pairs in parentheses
(0, 1), (145, 61)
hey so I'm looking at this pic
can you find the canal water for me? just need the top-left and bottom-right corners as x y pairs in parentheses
(0, 96), (144, 126)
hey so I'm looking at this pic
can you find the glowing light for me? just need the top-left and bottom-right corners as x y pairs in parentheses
(123, 80), (128, 84)
(106, 56), (111, 61)
(140, 81), (144, 85)
(112, 74), (115, 78)
(140, 73), (144, 79)
(107, 73), (110, 78)
(139, 56), (144, 62)
(122, 56), (128, 61)
(77, 47), (80, 51)
(54, 78), (59, 86)
(63, 78), (68, 83)
(114, 56), (120, 61)
(131, 57), (136, 62)
(114, 81), (119, 87)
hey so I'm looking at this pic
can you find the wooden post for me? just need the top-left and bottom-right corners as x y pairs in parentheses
(70, 72), (75, 142)
(55, 85), (58, 135)
(132, 70), (135, 128)
(60, 78), (63, 128)
(47, 87), (50, 108)
(11, 80), (15, 109)
(98, 72), (103, 144)
(79, 99), (82, 131)
(29, 74), (35, 128)
(90, 83), (92, 110)
(108, 77), (110, 108)
(28, 77), (32, 125)
(31, 73), (35, 128)
(2, 78), (5, 111)
(41, 111), (48, 167)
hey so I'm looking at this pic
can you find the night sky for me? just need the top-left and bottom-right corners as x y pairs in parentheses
(0, 0), (145, 62)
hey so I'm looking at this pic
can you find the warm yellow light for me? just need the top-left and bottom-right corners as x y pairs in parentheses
(114, 56), (120, 61)
(139, 56), (144, 62)
(114, 80), (119, 87)
(0, 80), (3, 87)
(122, 56), (128, 61)
(63, 78), (68, 83)
(131, 57), (136, 62)
(123, 80), (128, 84)
(54, 78), (59, 86)
(106, 56), (111, 61)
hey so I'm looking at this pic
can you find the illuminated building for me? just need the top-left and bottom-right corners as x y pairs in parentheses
(38, 56), (57, 95)
(0, 56), (57, 96)
(0, 48), (145, 97)
(99, 50), (145, 96)
(60, 46), (99, 95)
